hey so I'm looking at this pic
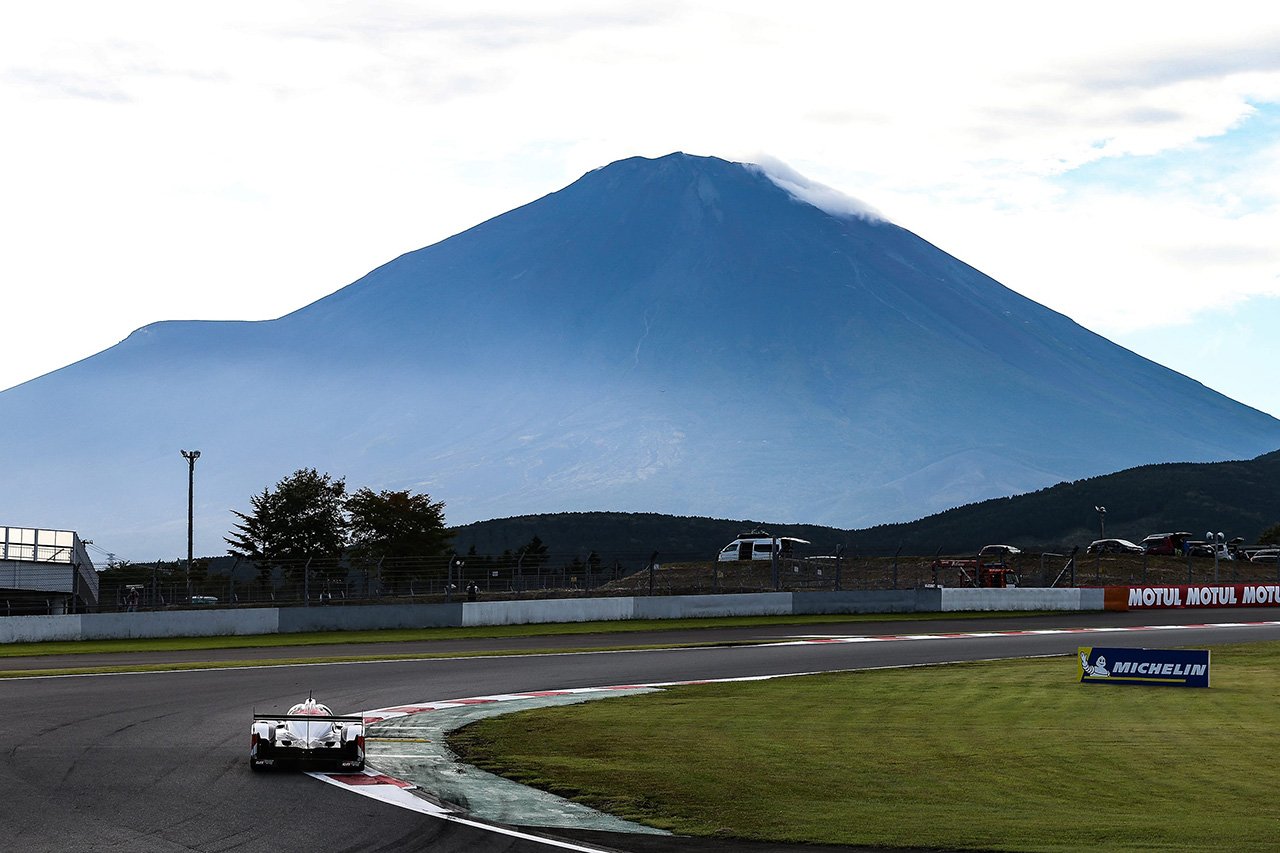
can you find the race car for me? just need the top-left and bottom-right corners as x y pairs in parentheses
(250, 695), (365, 772)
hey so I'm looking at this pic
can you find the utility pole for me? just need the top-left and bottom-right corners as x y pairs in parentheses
(180, 450), (201, 601)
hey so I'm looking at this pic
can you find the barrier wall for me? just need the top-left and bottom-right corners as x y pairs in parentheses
(939, 588), (1097, 612)
(0, 614), (82, 643)
(80, 608), (281, 640)
(280, 603), (463, 633)
(794, 589), (938, 614)
(463, 597), (635, 627)
(1, 587), (1110, 644)
(633, 593), (792, 620)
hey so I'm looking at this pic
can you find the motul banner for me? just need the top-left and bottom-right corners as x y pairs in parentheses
(1104, 584), (1280, 611)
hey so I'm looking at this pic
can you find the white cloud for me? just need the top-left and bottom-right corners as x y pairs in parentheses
(747, 155), (883, 222)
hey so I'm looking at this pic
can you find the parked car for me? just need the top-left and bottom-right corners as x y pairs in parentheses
(717, 531), (810, 562)
(1250, 549), (1280, 564)
(1140, 532), (1191, 555)
(1187, 541), (1234, 560)
(978, 544), (1022, 558)
(1086, 538), (1144, 555)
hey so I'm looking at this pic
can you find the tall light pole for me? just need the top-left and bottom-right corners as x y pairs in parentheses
(1208, 530), (1224, 584)
(1094, 506), (1107, 539)
(181, 450), (201, 600)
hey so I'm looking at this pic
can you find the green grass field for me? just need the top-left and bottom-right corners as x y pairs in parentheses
(450, 642), (1280, 852)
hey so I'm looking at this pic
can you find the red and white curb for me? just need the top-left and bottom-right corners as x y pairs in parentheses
(312, 685), (673, 851)
(773, 619), (1280, 645)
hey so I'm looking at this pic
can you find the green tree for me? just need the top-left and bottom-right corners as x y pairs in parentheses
(225, 488), (278, 591)
(517, 535), (550, 571)
(225, 469), (348, 583)
(1260, 522), (1280, 545)
(226, 488), (273, 565)
(346, 488), (453, 591)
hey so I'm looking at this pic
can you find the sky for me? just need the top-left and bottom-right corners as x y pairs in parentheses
(3, 1), (1279, 418)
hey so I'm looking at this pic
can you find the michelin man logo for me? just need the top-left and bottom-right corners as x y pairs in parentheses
(1080, 650), (1110, 678)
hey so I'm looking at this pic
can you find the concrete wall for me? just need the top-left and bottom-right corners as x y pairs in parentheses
(794, 589), (940, 614)
(938, 587), (1089, 611)
(633, 593), (792, 620)
(0, 614), (82, 643)
(463, 597), (635, 627)
(1, 587), (1108, 644)
(79, 608), (281, 640)
(1079, 588), (1106, 610)
(280, 603), (463, 633)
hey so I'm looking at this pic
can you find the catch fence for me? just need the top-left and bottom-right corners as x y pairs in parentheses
(68, 546), (1280, 615)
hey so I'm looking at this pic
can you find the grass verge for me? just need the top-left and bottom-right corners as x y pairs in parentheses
(450, 641), (1280, 852)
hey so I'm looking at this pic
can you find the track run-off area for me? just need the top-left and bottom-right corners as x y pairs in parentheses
(5, 609), (1280, 853)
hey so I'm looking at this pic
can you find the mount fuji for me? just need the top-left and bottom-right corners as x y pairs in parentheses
(3, 152), (1278, 560)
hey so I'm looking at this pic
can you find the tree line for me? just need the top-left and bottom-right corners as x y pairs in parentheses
(224, 468), (551, 593)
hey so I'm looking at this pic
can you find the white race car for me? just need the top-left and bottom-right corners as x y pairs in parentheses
(250, 695), (365, 772)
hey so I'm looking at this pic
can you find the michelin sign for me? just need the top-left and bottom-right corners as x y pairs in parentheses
(1078, 647), (1210, 688)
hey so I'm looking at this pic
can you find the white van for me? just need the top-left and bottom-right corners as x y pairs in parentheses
(717, 533), (810, 562)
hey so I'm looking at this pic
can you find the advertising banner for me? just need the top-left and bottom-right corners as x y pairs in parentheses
(1078, 646), (1210, 687)
(1104, 584), (1280, 611)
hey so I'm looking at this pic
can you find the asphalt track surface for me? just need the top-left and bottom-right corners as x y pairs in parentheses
(5, 609), (1280, 852)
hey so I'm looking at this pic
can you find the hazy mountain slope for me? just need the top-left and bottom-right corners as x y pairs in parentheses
(451, 449), (1280, 560)
(2, 153), (1277, 559)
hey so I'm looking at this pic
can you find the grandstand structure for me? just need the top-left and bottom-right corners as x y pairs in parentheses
(1, 525), (98, 615)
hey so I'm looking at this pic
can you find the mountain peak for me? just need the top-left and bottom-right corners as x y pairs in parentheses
(584, 152), (884, 224)
(2, 154), (1277, 559)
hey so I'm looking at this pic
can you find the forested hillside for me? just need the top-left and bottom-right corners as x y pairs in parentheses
(450, 449), (1280, 559)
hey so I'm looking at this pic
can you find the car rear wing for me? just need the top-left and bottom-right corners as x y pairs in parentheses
(252, 712), (365, 724)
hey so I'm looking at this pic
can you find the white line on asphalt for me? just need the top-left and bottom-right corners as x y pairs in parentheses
(310, 772), (618, 852)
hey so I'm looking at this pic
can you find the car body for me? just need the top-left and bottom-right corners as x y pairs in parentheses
(250, 696), (364, 772)
(717, 533), (810, 562)
(977, 544), (1021, 559)
(1086, 538), (1144, 555)
(1251, 549), (1280, 564)
(1187, 541), (1234, 560)
(1140, 532), (1191, 556)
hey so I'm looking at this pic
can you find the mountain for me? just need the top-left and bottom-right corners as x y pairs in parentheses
(2, 152), (1278, 560)
(449, 449), (1280, 561)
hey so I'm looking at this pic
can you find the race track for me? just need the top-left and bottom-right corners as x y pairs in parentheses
(4, 610), (1279, 852)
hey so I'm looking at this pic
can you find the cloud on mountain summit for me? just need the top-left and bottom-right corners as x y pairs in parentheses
(748, 156), (884, 223)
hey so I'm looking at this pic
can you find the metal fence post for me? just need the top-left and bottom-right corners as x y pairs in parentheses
(771, 538), (779, 591)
